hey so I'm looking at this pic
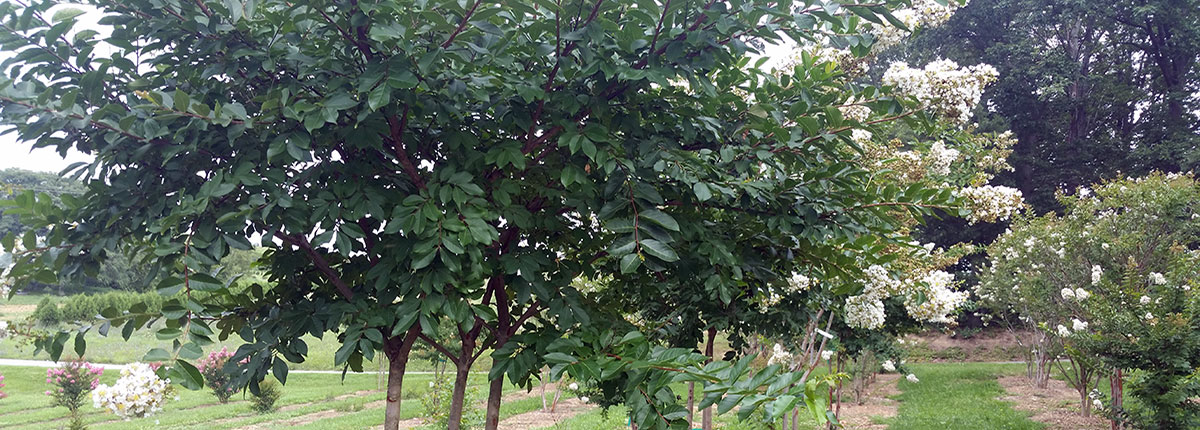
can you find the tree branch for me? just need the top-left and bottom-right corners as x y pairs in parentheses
(418, 333), (461, 365)
(441, 0), (484, 48)
(273, 231), (356, 301)
(386, 105), (427, 190)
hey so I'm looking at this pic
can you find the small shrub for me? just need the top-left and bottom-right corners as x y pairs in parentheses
(46, 360), (103, 429)
(0, 372), (7, 399)
(251, 379), (282, 413)
(932, 346), (967, 361)
(31, 297), (60, 325)
(198, 347), (237, 403)
(420, 373), (483, 430)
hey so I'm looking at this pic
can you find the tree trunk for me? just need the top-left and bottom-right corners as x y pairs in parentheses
(686, 382), (695, 426)
(447, 362), (473, 430)
(383, 328), (419, 430)
(541, 371), (548, 411)
(1080, 388), (1091, 417)
(1110, 369), (1123, 430)
(702, 327), (716, 430)
(484, 366), (504, 430)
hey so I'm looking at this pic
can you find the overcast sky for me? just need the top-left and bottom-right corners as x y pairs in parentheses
(0, 134), (93, 173)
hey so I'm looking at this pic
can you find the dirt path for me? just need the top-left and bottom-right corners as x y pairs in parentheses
(197, 390), (380, 429)
(997, 375), (1108, 430)
(496, 397), (593, 430)
(240, 383), (566, 430)
(834, 373), (901, 430)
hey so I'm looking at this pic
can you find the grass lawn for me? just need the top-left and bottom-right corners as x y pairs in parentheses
(884, 362), (1041, 430)
(541, 362), (1043, 430)
(0, 363), (554, 430)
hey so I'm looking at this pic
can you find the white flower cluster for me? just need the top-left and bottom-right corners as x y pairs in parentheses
(1060, 287), (1090, 301)
(92, 363), (170, 420)
(873, 3), (960, 49)
(787, 273), (812, 292)
(1091, 265), (1103, 286)
(883, 59), (998, 124)
(0, 320), (8, 339)
(757, 272), (816, 312)
(1056, 324), (1071, 337)
(806, 45), (868, 76)
(1072, 318), (1088, 332)
(881, 359), (896, 372)
(904, 270), (967, 323)
(956, 185), (1025, 224)
(844, 294), (886, 330)
(1149, 272), (1167, 285)
(862, 265), (900, 296)
(906, 374), (920, 383)
(851, 129), (874, 146)
(821, 350), (835, 361)
(846, 266), (967, 329)
(768, 343), (794, 366)
(928, 141), (960, 175)
(844, 265), (899, 330)
(1090, 390), (1103, 410)
(840, 101), (872, 123)
(872, 0), (965, 49)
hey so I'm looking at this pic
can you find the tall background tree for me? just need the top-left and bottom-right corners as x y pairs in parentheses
(888, 0), (1200, 213)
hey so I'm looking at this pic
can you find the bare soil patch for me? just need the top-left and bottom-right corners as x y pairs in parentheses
(835, 373), (900, 430)
(998, 375), (1108, 430)
(905, 328), (1030, 362)
(497, 397), (594, 430)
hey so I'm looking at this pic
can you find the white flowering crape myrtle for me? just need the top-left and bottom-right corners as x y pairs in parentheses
(92, 363), (170, 420)
(843, 263), (968, 330)
(872, 0), (967, 50)
(882, 59), (999, 125)
(955, 185), (1025, 224)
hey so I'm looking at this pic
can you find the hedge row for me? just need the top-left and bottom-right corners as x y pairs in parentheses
(31, 292), (165, 325)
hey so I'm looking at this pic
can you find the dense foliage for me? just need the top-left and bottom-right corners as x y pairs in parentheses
(31, 291), (165, 325)
(0, 0), (1021, 429)
(978, 173), (1200, 428)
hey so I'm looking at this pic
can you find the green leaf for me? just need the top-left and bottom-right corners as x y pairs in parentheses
(73, 331), (86, 357)
(694, 182), (713, 201)
(639, 209), (680, 231)
(187, 273), (224, 292)
(170, 360), (204, 390)
(179, 342), (204, 360)
(273, 358), (289, 384)
(51, 8), (85, 23)
(144, 348), (172, 362)
(323, 93), (357, 110)
(368, 85), (391, 111)
(619, 253), (641, 274)
(639, 239), (679, 262)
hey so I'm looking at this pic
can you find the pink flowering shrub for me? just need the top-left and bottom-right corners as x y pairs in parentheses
(0, 373), (8, 399)
(198, 347), (237, 403)
(46, 359), (103, 428)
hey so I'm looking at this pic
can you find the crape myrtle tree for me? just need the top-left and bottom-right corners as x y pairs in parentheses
(978, 173), (1200, 427)
(0, 0), (976, 429)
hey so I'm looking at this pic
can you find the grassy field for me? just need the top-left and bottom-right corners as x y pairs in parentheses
(883, 363), (1041, 430)
(0, 293), (422, 371)
(2, 294), (1057, 429)
(0, 360), (1053, 429)
(0, 364), (554, 430)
